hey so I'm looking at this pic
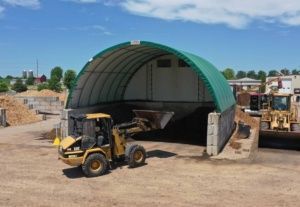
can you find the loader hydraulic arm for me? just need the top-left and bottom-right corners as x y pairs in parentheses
(116, 118), (152, 136)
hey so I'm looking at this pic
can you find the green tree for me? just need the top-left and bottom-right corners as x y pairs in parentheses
(37, 83), (49, 91)
(26, 76), (35, 85)
(292, 69), (299, 75)
(247, 70), (257, 79)
(236, 71), (247, 79)
(63, 69), (77, 90)
(0, 80), (8, 92)
(51, 66), (63, 80)
(11, 79), (27, 92)
(5, 75), (13, 80)
(222, 68), (235, 80)
(268, 70), (278, 77)
(257, 70), (266, 81)
(280, 68), (290, 76)
(48, 76), (62, 92)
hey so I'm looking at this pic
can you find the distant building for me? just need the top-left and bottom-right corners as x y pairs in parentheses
(10, 79), (26, 85)
(228, 77), (262, 92)
(28, 70), (34, 78)
(266, 75), (300, 102)
(35, 75), (47, 84)
(22, 70), (27, 79)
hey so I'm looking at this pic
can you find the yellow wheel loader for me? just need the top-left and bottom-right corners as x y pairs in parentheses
(58, 110), (174, 177)
(260, 93), (300, 138)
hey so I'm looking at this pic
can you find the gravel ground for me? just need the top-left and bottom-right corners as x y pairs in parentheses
(0, 116), (300, 207)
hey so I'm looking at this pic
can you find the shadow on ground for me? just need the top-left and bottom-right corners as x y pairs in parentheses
(62, 167), (84, 179)
(147, 149), (177, 158)
(259, 135), (300, 151)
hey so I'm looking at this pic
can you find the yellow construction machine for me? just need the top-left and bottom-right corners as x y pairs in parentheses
(260, 93), (300, 137)
(58, 110), (174, 177)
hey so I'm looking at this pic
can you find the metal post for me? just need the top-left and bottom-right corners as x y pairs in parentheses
(0, 108), (7, 127)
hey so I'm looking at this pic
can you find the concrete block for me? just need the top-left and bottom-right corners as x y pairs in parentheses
(207, 114), (213, 124)
(212, 135), (219, 146)
(207, 134), (213, 146)
(211, 113), (220, 125)
(206, 145), (218, 156)
(61, 109), (72, 120)
(207, 125), (214, 135)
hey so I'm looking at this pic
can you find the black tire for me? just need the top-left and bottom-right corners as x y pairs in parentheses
(82, 153), (108, 177)
(127, 145), (146, 168)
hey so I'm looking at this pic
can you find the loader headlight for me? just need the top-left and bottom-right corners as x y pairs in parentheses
(260, 121), (269, 130)
(58, 146), (63, 156)
(68, 155), (77, 158)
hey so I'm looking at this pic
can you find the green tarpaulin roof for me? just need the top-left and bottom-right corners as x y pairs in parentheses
(66, 41), (235, 113)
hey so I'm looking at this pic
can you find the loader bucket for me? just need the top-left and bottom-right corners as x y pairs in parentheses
(133, 110), (174, 129)
(236, 121), (251, 139)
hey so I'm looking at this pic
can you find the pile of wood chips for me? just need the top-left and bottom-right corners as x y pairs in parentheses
(0, 96), (41, 126)
(235, 106), (259, 129)
(17, 89), (66, 101)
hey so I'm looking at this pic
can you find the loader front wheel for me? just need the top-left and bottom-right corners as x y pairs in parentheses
(82, 153), (108, 177)
(128, 145), (146, 168)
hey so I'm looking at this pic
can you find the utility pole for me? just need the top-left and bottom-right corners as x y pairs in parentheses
(36, 59), (39, 78)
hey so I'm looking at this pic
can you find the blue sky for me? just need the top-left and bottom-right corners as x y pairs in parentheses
(1, 0), (300, 77)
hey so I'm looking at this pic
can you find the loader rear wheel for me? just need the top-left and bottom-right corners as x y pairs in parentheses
(128, 145), (146, 168)
(82, 153), (108, 177)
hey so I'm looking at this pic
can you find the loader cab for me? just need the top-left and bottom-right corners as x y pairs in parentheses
(270, 94), (290, 111)
(70, 113), (113, 148)
(250, 93), (268, 111)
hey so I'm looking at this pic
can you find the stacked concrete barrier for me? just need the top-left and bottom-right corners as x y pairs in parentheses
(0, 108), (6, 127)
(207, 106), (236, 155)
(15, 96), (64, 115)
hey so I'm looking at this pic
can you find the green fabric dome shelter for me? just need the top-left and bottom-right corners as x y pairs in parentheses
(66, 41), (235, 113)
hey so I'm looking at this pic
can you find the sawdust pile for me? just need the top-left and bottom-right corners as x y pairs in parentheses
(0, 96), (41, 126)
(229, 140), (242, 149)
(235, 106), (259, 129)
(17, 89), (66, 101)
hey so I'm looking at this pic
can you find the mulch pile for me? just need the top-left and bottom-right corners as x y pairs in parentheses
(17, 89), (66, 101)
(0, 95), (41, 126)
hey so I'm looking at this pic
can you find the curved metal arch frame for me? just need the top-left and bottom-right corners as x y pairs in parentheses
(95, 48), (165, 103)
(75, 45), (132, 108)
(88, 47), (158, 105)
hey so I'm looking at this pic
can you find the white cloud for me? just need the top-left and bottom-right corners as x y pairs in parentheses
(57, 24), (113, 35)
(69, 0), (98, 3)
(2, 0), (40, 9)
(65, 0), (119, 5)
(119, 0), (300, 28)
(0, 5), (4, 15)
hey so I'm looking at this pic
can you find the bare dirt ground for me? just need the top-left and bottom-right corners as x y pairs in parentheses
(1, 116), (300, 207)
